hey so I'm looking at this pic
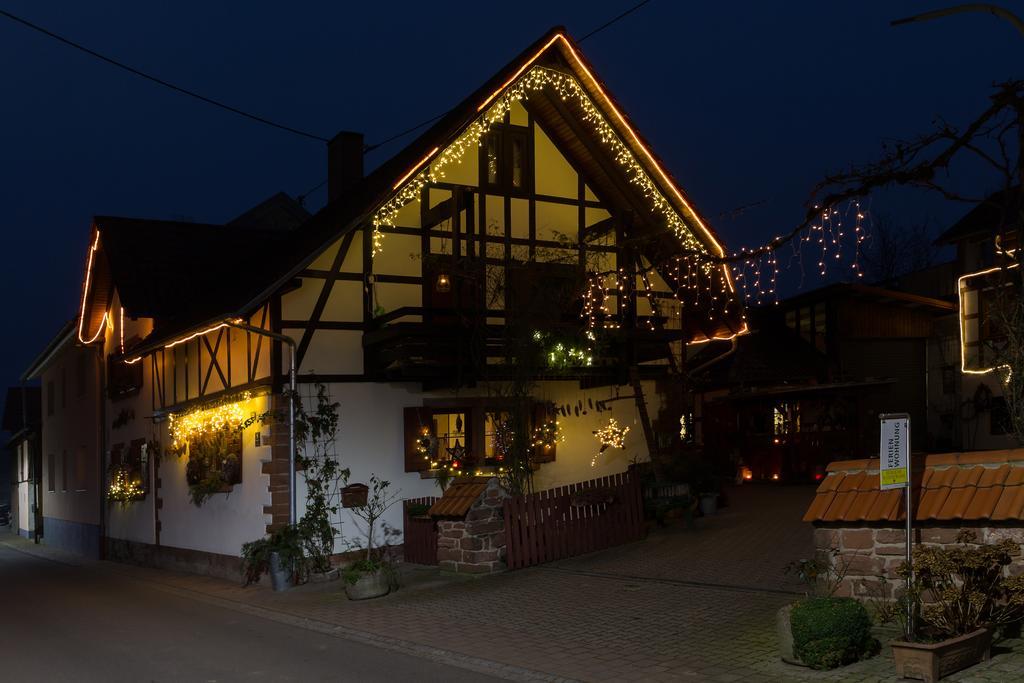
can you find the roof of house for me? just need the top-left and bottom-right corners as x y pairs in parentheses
(935, 186), (1022, 245)
(428, 477), (491, 518)
(21, 319), (75, 381)
(803, 450), (1024, 524)
(227, 192), (311, 231)
(86, 214), (292, 333)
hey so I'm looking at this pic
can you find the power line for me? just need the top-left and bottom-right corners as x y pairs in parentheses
(578, 0), (654, 42)
(363, 0), (658, 154)
(0, 8), (329, 143)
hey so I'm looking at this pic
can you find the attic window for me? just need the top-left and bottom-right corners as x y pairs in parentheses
(481, 125), (531, 194)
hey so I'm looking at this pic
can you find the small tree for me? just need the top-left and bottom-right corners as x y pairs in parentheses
(347, 474), (400, 562)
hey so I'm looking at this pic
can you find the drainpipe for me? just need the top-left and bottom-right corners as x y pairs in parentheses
(223, 322), (298, 526)
(95, 346), (107, 559)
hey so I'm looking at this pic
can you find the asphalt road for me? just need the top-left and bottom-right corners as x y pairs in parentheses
(0, 542), (499, 682)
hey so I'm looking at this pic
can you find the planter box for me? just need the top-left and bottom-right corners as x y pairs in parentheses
(341, 484), (368, 508)
(891, 628), (992, 683)
(776, 604), (807, 666)
(344, 569), (390, 600)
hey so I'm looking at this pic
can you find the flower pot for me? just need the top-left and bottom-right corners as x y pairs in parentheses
(341, 483), (369, 508)
(890, 628), (992, 683)
(268, 551), (292, 592)
(699, 493), (718, 516)
(344, 569), (390, 600)
(776, 604), (807, 666)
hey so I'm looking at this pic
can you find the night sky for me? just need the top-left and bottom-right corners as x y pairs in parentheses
(1, 1), (1021, 407)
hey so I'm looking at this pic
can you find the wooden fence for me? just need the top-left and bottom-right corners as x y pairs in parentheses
(402, 497), (439, 565)
(503, 470), (645, 570)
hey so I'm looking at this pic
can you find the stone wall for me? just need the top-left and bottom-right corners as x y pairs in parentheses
(814, 524), (1024, 600)
(437, 479), (507, 574)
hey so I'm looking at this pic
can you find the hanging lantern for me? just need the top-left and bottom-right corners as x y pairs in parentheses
(435, 272), (451, 293)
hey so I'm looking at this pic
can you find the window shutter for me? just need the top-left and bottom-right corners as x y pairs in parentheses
(404, 407), (432, 472)
(532, 402), (556, 463)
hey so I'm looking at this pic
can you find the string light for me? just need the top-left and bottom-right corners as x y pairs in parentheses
(124, 318), (244, 365)
(170, 392), (253, 452)
(372, 65), (709, 259)
(592, 417), (629, 466)
(531, 418), (563, 453)
(77, 230), (106, 344)
(107, 465), (145, 503)
(958, 263), (1020, 375)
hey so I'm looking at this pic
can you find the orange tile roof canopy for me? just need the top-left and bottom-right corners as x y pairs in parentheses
(428, 478), (491, 518)
(804, 449), (1024, 524)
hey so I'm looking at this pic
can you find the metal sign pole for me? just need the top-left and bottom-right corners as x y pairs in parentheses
(880, 412), (912, 638)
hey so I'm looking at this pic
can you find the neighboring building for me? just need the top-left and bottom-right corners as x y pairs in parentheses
(694, 284), (954, 481)
(2, 386), (42, 539)
(935, 187), (1021, 451)
(58, 28), (743, 576)
(22, 321), (104, 558)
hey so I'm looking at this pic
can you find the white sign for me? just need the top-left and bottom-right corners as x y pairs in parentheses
(880, 414), (910, 490)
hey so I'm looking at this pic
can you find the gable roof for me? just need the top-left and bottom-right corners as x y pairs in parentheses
(77, 215), (293, 343)
(936, 186), (1022, 245)
(22, 319), (75, 382)
(83, 27), (740, 353)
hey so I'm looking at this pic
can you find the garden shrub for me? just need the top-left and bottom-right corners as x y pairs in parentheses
(790, 597), (879, 670)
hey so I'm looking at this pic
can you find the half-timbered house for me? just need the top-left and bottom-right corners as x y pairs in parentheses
(72, 28), (744, 574)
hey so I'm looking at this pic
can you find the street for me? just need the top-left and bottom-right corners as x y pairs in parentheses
(0, 542), (497, 682)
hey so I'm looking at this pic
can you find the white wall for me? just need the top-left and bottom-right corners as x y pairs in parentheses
(157, 394), (273, 556)
(304, 382), (440, 553)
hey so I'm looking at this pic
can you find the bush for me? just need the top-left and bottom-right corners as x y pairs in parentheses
(790, 597), (880, 670)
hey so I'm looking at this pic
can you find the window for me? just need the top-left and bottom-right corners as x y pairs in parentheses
(75, 446), (88, 492)
(47, 453), (55, 492)
(46, 380), (54, 416)
(432, 411), (469, 464)
(61, 451), (68, 492)
(484, 411), (511, 463)
(773, 403), (800, 437)
(679, 412), (695, 444)
(480, 125), (531, 194)
(107, 354), (142, 399)
(403, 403), (550, 473)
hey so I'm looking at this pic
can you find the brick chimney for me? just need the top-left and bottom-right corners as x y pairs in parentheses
(327, 131), (364, 203)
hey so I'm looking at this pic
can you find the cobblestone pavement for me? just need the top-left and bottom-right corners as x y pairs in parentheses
(6, 485), (1024, 682)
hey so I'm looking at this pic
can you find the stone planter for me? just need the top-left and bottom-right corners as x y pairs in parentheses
(344, 569), (390, 600)
(699, 493), (718, 516)
(776, 604), (807, 666)
(268, 551), (291, 592)
(308, 567), (340, 583)
(890, 628), (992, 683)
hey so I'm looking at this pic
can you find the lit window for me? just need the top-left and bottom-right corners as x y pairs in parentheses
(432, 411), (468, 463)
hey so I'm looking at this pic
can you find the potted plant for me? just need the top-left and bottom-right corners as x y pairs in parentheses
(778, 549), (879, 669)
(883, 530), (1024, 682)
(240, 524), (306, 591)
(343, 474), (400, 600)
